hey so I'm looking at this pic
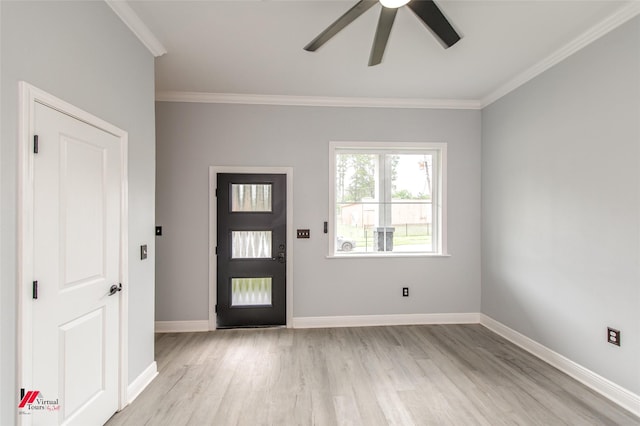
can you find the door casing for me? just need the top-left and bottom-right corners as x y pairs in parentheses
(209, 166), (294, 330)
(17, 82), (129, 422)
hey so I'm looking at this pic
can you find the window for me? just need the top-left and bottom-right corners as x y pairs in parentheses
(329, 141), (447, 256)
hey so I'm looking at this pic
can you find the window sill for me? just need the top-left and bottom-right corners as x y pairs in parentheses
(326, 252), (451, 259)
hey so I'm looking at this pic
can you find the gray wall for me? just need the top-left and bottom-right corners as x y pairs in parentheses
(1, 2), (156, 423)
(482, 17), (640, 394)
(155, 103), (481, 320)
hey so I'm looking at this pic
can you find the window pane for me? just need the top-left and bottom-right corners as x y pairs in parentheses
(232, 231), (272, 258)
(231, 184), (272, 212)
(335, 153), (377, 203)
(336, 203), (432, 253)
(332, 145), (443, 256)
(389, 218), (432, 253)
(231, 277), (272, 306)
(336, 202), (377, 253)
(389, 154), (434, 253)
(391, 154), (433, 201)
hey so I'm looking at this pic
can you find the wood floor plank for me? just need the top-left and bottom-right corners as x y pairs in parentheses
(106, 325), (640, 426)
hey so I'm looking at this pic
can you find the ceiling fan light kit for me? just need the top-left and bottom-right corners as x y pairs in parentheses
(380, 0), (411, 8)
(304, 0), (461, 66)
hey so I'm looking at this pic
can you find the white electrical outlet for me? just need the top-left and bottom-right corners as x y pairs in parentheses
(607, 327), (620, 346)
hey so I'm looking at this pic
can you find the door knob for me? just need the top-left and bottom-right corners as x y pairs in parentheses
(277, 252), (286, 263)
(108, 283), (122, 296)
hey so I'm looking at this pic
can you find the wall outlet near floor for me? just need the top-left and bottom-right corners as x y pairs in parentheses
(607, 327), (620, 346)
(402, 287), (409, 297)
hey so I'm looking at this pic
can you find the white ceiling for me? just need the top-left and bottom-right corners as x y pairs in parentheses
(125, 0), (637, 105)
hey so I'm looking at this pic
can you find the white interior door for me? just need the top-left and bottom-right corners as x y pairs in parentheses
(29, 101), (122, 425)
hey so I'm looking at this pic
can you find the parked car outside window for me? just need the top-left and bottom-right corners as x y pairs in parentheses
(337, 236), (356, 252)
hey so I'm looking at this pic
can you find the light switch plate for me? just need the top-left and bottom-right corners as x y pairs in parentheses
(141, 244), (148, 260)
(297, 229), (310, 239)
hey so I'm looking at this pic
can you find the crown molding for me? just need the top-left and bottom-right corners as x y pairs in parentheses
(155, 91), (482, 110)
(481, 1), (640, 108)
(105, 0), (167, 57)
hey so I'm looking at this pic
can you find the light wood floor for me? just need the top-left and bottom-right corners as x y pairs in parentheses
(107, 325), (639, 425)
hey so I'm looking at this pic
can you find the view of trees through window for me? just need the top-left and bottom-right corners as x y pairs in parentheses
(335, 151), (437, 254)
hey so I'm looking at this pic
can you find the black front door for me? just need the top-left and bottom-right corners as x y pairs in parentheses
(216, 173), (286, 328)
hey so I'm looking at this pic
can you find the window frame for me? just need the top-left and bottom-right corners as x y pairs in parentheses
(328, 141), (448, 258)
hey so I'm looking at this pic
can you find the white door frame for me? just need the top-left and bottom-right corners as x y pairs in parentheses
(208, 166), (294, 330)
(17, 82), (129, 421)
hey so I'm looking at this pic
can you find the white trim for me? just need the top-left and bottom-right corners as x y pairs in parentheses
(118, 114), (130, 413)
(105, 0), (167, 57)
(126, 361), (158, 405)
(209, 166), (294, 330)
(17, 82), (130, 421)
(17, 81), (34, 426)
(328, 141), (448, 257)
(208, 167), (216, 331)
(439, 142), (448, 255)
(327, 143), (337, 255)
(155, 320), (210, 333)
(156, 91), (481, 110)
(326, 253), (452, 259)
(293, 313), (480, 329)
(481, 1), (640, 107)
(480, 314), (640, 417)
(0, 2), (3, 404)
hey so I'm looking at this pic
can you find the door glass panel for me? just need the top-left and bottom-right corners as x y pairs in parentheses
(231, 184), (272, 212)
(231, 278), (272, 306)
(232, 231), (272, 258)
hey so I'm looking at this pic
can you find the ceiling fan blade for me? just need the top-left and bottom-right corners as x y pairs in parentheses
(304, 0), (378, 52)
(368, 7), (398, 66)
(407, 0), (461, 48)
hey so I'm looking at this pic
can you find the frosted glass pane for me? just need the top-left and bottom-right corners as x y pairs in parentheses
(232, 184), (272, 212)
(231, 278), (272, 306)
(232, 231), (272, 258)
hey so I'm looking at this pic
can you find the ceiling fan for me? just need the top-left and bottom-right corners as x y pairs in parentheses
(304, 0), (461, 66)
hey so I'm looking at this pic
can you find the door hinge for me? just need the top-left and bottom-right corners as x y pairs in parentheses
(215, 304), (218, 313)
(33, 135), (39, 154)
(215, 188), (218, 197)
(215, 246), (218, 255)
(32, 280), (38, 299)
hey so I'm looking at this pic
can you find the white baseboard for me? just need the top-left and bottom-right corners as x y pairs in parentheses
(292, 312), (481, 329)
(480, 314), (640, 417)
(155, 320), (210, 333)
(126, 361), (158, 405)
